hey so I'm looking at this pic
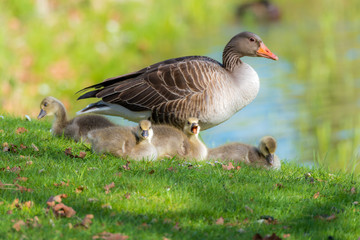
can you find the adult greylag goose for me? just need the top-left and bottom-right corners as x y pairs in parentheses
(37, 96), (115, 142)
(87, 120), (157, 161)
(77, 31), (278, 130)
(207, 136), (281, 169)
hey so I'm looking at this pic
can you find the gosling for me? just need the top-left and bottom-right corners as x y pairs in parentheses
(207, 136), (280, 169)
(37, 96), (115, 142)
(87, 120), (157, 161)
(151, 117), (207, 160)
(182, 117), (208, 161)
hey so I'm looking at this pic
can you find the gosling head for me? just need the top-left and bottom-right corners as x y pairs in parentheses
(258, 136), (277, 165)
(183, 117), (200, 137)
(137, 120), (153, 141)
(38, 96), (61, 119)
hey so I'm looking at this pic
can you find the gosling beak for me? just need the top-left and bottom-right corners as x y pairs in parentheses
(141, 130), (149, 138)
(191, 123), (199, 134)
(266, 153), (274, 165)
(256, 42), (278, 61)
(37, 109), (47, 119)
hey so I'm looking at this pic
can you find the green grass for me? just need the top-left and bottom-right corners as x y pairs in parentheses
(1, 115), (360, 239)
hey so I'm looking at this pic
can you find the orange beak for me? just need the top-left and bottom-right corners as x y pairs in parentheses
(256, 42), (278, 60)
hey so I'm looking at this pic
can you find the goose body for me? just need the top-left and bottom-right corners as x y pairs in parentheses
(87, 120), (157, 161)
(207, 136), (280, 169)
(77, 32), (278, 130)
(37, 96), (115, 142)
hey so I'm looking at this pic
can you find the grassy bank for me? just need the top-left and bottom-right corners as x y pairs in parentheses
(0, 115), (359, 239)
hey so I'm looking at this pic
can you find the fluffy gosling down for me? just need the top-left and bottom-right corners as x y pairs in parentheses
(151, 117), (207, 160)
(87, 120), (157, 161)
(38, 96), (115, 142)
(207, 136), (280, 169)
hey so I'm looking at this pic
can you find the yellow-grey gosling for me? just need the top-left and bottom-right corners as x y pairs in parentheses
(207, 136), (280, 169)
(37, 96), (115, 142)
(87, 120), (157, 161)
(182, 117), (208, 161)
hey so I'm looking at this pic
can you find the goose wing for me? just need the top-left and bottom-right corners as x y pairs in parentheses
(78, 56), (223, 114)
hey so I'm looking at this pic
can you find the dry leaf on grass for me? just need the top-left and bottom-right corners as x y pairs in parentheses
(149, 169), (155, 174)
(253, 233), (282, 240)
(46, 194), (68, 207)
(20, 144), (27, 149)
(104, 182), (115, 194)
(75, 214), (94, 228)
(13, 220), (26, 231)
(315, 214), (336, 221)
(245, 205), (254, 213)
(92, 231), (129, 240)
(31, 143), (39, 152)
(222, 162), (235, 170)
(16, 127), (28, 134)
(54, 180), (70, 187)
(351, 187), (356, 194)
(75, 186), (85, 193)
(14, 176), (28, 183)
(101, 203), (112, 209)
(215, 217), (224, 225)
(64, 148), (86, 158)
(124, 192), (131, 199)
(259, 216), (278, 225)
(122, 161), (131, 170)
(53, 203), (76, 218)
(313, 192), (320, 199)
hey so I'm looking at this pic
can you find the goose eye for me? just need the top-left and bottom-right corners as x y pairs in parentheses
(249, 37), (255, 42)
(187, 121), (190, 125)
(44, 103), (48, 107)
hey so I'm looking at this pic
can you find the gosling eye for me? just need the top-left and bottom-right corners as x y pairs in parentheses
(44, 103), (48, 107)
(187, 121), (190, 125)
(249, 37), (255, 42)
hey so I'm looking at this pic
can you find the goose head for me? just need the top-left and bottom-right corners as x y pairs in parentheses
(137, 120), (153, 141)
(258, 136), (277, 165)
(38, 96), (61, 119)
(183, 117), (200, 137)
(225, 31), (278, 61)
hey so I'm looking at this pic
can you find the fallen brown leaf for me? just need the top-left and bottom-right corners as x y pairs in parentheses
(122, 161), (130, 170)
(64, 148), (73, 156)
(47, 194), (68, 207)
(16, 127), (28, 134)
(222, 162), (235, 170)
(20, 144), (27, 149)
(283, 233), (291, 238)
(8, 166), (22, 173)
(260, 216), (278, 225)
(15, 184), (33, 193)
(13, 220), (26, 231)
(236, 166), (241, 170)
(75, 186), (85, 193)
(313, 192), (320, 199)
(26, 161), (33, 165)
(315, 214), (336, 221)
(101, 203), (112, 209)
(104, 182), (115, 194)
(215, 217), (224, 225)
(172, 222), (181, 231)
(245, 205), (253, 213)
(53, 203), (76, 218)
(274, 183), (284, 189)
(78, 151), (86, 158)
(14, 176), (28, 183)
(253, 233), (282, 240)
(149, 169), (155, 174)
(54, 180), (70, 187)
(92, 231), (129, 240)
(31, 143), (39, 152)
(75, 214), (94, 228)
(351, 187), (356, 194)
(167, 167), (177, 172)
(124, 192), (131, 199)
